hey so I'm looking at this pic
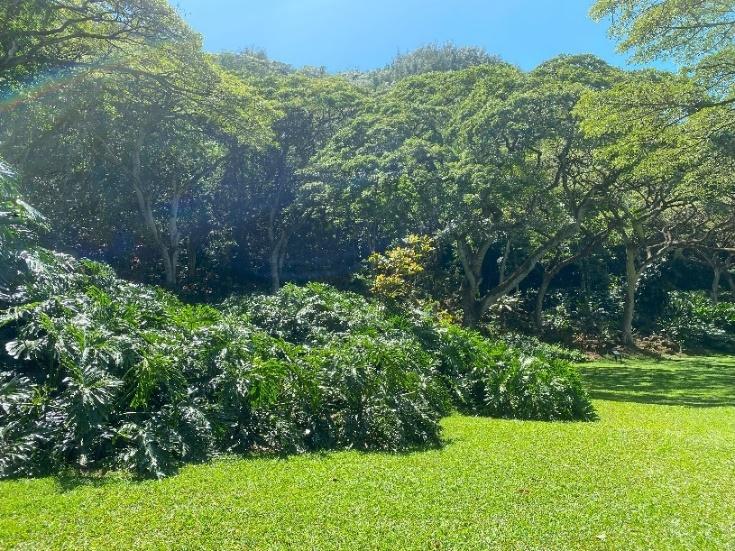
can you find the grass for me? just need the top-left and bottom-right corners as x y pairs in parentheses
(1, 357), (734, 550)
(581, 355), (735, 407)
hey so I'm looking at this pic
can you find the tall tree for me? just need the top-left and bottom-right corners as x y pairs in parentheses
(313, 56), (622, 326)
(578, 70), (717, 345)
(223, 69), (366, 291)
(2, 44), (275, 287)
(0, 0), (190, 88)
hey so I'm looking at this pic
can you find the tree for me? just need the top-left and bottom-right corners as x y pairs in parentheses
(449, 56), (622, 326)
(592, 0), (735, 70)
(313, 56), (622, 326)
(346, 43), (501, 88)
(0, 0), (190, 88)
(577, 70), (718, 345)
(2, 43), (275, 287)
(220, 66), (366, 291)
(592, 0), (735, 136)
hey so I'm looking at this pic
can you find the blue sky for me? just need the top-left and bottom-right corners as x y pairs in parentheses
(172, 0), (635, 72)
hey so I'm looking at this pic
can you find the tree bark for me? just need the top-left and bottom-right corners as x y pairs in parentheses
(164, 189), (181, 287)
(534, 271), (553, 331)
(712, 266), (722, 305)
(269, 239), (287, 293)
(498, 237), (511, 284)
(461, 278), (482, 327)
(622, 244), (638, 347)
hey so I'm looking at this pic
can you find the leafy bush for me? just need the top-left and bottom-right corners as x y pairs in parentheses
(304, 334), (450, 450)
(483, 355), (596, 421)
(1, 256), (596, 479)
(224, 282), (389, 344)
(365, 234), (437, 305)
(661, 291), (735, 351)
(231, 286), (595, 421)
(230, 286), (595, 422)
(0, 253), (446, 479)
(496, 332), (587, 363)
(434, 325), (596, 421)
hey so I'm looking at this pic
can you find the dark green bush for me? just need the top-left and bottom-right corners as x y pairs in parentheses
(434, 325), (596, 421)
(0, 252), (449, 479)
(483, 355), (596, 421)
(662, 291), (735, 351)
(1, 254), (596, 479)
(224, 282), (389, 345)
(304, 334), (450, 451)
(496, 332), (587, 363)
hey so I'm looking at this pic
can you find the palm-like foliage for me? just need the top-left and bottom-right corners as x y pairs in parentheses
(0, 256), (595, 479)
(0, 161), (46, 298)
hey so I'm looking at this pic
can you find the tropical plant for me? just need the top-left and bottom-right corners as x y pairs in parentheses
(661, 291), (735, 351)
(0, 255), (452, 478)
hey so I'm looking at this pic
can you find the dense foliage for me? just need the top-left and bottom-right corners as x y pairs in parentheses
(2, 2), (734, 348)
(0, 255), (594, 479)
(662, 291), (735, 351)
(2, 0), (735, 483)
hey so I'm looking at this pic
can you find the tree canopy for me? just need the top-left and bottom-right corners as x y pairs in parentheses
(2, 1), (735, 348)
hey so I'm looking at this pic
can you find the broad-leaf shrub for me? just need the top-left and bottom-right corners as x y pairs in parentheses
(433, 325), (596, 421)
(0, 254), (447, 478)
(224, 282), (389, 344)
(1, 256), (595, 479)
(662, 291), (735, 351)
(231, 286), (594, 421)
(307, 334), (450, 450)
(232, 286), (595, 421)
(0, 162), (46, 298)
(496, 332), (587, 363)
(483, 355), (596, 421)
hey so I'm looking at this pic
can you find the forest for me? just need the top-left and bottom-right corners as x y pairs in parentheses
(1, 1), (735, 549)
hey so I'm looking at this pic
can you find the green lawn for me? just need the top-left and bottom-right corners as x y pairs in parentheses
(1, 357), (734, 550)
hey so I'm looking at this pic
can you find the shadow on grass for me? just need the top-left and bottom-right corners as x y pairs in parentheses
(50, 439), (452, 492)
(54, 472), (129, 492)
(581, 357), (735, 407)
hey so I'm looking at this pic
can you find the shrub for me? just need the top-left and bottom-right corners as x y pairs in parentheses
(365, 234), (436, 305)
(535, 286), (624, 350)
(661, 291), (735, 351)
(433, 325), (596, 421)
(1, 254), (596, 479)
(0, 252), (450, 479)
(304, 334), (450, 451)
(496, 332), (587, 363)
(224, 282), (389, 344)
(483, 355), (597, 421)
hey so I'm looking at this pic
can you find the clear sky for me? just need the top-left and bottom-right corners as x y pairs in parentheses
(172, 0), (636, 72)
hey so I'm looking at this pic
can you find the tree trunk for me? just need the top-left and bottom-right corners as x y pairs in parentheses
(161, 246), (177, 287)
(461, 279), (482, 327)
(727, 272), (735, 294)
(269, 249), (281, 293)
(622, 244), (638, 347)
(187, 239), (198, 278)
(498, 238), (511, 284)
(535, 271), (553, 331)
(712, 266), (721, 305)
(164, 190), (181, 287)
